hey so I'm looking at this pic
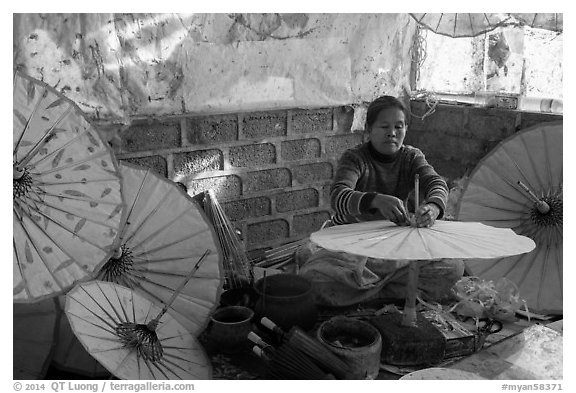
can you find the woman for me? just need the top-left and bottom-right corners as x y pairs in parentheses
(298, 95), (464, 307)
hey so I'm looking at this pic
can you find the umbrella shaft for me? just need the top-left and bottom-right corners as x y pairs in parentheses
(402, 260), (420, 327)
(153, 249), (211, 323)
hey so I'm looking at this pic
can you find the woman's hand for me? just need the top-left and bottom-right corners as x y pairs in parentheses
(415, 203), (440, 227)
(370, 194), (409, 225)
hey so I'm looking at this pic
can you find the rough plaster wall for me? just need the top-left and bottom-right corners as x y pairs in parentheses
(13, 13), (416, 122)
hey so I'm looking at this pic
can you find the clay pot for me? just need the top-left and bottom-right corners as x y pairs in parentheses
(317, 316), (382, 380)
(208, 306), (254, 353)
(253, 274), (318, 331)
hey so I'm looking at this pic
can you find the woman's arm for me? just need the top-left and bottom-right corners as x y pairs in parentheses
(330, 150), (367, 220)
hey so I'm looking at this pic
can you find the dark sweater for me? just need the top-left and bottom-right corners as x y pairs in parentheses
(330, 142), (448, 225)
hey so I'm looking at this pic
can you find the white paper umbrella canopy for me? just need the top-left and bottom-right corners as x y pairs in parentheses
(13, 298), (59, 379)
(13, 71), (124, 302)
(96, 162), (223, 335)
(65, 281), (212, 380)
(510, 13), (563, 32)
(456, 122), (562, 314)
(311, 220), (535, 261)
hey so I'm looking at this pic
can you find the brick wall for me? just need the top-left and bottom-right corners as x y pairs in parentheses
(406, 100), (562, 186)
(98, 101), (561, 254)
(102, 106), (357, 253)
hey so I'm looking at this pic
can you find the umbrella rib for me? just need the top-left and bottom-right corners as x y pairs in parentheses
(16, 196), (117, 255)
(130, 226), (208, 257)
(429, 225), (519, 258)
(121, 179), (175, 246)
(158, 351), (206, 378)
(36, 177), (120, 188)
(453, 13), (458, 36)
(536, 243), (552, 308)
(514, 133), (547, 194)
(367, 227), (416, 254)
(542, 129), (557, 192)
(28, 188), (122, 207)
(458, 197), (528, 214)
(326, 224), (399, 241)
(121, 270), (212, 315)
(65, 311), (119, 337)
(18, 104), (74, 169)
(468, 13), (474, 35)
(481, 161), (539, 204)
(13, 83), (49, 158)
(149, 359), (173, 380)
(118, 168), (152, 243)
(29, 147), (108, 175)
(20, 192), (122, 229)
(12, 235), (31, 299)
(13, 214), (67, 289)
(434, 13), (444, 32)
(131, 253), (213, 267)
(514, 247), (541, 288)
(68, 294), (119, 332)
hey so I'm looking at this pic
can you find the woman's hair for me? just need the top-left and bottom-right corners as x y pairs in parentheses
(365, 95), (408, 129)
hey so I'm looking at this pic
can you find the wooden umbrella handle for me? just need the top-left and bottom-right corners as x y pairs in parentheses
(401, 260), (420, 327)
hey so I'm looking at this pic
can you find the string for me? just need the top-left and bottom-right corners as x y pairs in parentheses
(408, 25), (438, 121)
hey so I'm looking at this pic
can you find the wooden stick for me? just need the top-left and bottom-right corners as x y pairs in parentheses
(148, 249), (210, 329)
(414, 174), (420, 212)
(401, 260), (420, 327)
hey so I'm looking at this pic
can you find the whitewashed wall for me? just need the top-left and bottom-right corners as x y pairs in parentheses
(13, 13), (416, 123)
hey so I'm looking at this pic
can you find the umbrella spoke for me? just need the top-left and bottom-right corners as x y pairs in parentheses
(13, 236), (31, 299)
(118, 169), (152, 242)
(536, 243), (552, 308)
(122, 178), (174, 246)
(542, 130), (556, 191)
(160, 353), (207, 378)
(20, 191), (122, 230)
(458, 196), (528, 215)
(67, 295), (120, 332)
(18, 105), (74, 169)
(14, 216), (66, 288)
(479, 162), (537, 205)
(13, 85), (47, 157)
(16, 196), (117, 255)
(36, 177), (121, 187)
(128, 217), (207, 256)
(29, 188), (122, 207)
(500, 141), (545, 198)
(67, 319), (120, 340)
(28, 140), (108, 175)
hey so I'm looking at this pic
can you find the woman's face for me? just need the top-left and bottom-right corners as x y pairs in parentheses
(368, 107), (407, 155)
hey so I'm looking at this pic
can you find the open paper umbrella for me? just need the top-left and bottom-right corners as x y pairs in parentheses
(510, 13), (563, 33)
(13, 71), (124, 302)
(13, 298), (59, 379)
(311, 214), (535, 326)
(456, 122), (562, 314)
(65, 278), (212, 379)
(96, 162), (223, 335)
(409, 13), (510, 38)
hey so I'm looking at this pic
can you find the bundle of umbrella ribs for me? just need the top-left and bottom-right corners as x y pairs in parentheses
(248, 317), (357, 380)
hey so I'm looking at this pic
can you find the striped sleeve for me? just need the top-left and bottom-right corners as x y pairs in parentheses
(330, 150), (368, 222)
